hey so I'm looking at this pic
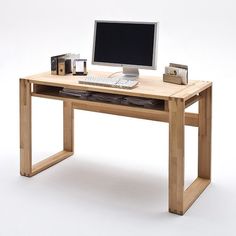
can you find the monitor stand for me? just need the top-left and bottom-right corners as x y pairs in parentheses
(122, 66), (139, 80)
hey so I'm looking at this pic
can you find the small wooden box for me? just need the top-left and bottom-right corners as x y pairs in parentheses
(163, 63), (188, 85)
(163, 74), (183, 85)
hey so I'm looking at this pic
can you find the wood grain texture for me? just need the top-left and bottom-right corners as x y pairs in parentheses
(171, 81), (212, 101)
(23, 71), (212, 101)
(20, 79), (32, 176)
(63, 101), (74, 152)
(198, 86), (212, 179)
(185, 94), (201, 108)
(183, 177), (210, 214)
(169, 98), (185, 215)
(31, 151), (73, 176)
(73, 100), (168, 122)
(32, 91), (199, 127)
(20, 79), (74, 177)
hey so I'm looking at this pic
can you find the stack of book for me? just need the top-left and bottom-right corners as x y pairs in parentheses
(59, 88), (164, 109)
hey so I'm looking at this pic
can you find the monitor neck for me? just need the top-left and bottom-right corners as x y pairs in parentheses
(122, 66), (139, 78)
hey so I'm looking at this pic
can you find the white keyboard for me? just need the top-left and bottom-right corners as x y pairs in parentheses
(78, 76), (138, 89)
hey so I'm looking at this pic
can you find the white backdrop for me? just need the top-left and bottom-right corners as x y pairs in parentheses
(0, 0), (236, 235)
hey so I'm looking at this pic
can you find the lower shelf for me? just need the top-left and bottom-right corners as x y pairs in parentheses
(33, 85), (165, 110)
(31, 85), (199, 127)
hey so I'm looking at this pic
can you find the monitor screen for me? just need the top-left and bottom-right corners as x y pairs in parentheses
(92, 21), (158, 69)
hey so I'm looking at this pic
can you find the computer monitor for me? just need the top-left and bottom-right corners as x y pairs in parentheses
(92, 20), (159, 79)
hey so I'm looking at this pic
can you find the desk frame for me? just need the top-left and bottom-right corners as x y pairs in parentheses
(19, 77), (212, 215)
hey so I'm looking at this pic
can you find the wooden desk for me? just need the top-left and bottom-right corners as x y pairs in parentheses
(19, 71), (212, 215)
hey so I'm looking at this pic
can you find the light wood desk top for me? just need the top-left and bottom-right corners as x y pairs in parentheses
(23, 71), (212, 101)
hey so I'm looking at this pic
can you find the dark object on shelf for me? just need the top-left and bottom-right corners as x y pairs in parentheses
(59, 88), (92, 99)
(122, 96), (163, 109)
(59, 88), (164, 110)
(90, 92), (124, 104)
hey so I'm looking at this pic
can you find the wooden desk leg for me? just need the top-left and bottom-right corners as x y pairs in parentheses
(198, 86), (212, 179)
(20, 79), (32, 176)
(20, 79), (74, 177)
(169, 98), (185, 215)
(63, 101), (74, 152)
(168, 86), (212, 215)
